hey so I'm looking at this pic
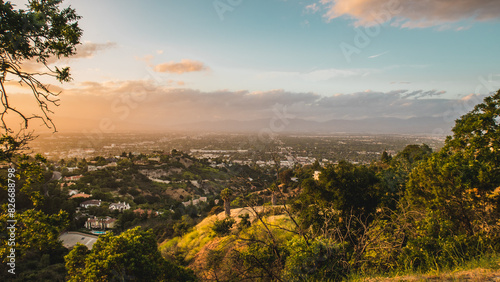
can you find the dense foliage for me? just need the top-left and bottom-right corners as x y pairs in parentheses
(65, 227), (195, 281)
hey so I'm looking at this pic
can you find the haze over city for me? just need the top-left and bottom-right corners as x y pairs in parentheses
(7, 0), (500, 133)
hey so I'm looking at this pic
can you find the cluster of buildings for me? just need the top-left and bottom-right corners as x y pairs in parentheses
(76, 197), (161, 232)
(181, 196), (208, 207)
(87, 162), (117, 171)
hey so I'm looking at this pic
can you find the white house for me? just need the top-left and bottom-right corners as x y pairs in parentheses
(85, 216), (116, 229)
(313, 171), (321, 181)
(182, 197), (208, 207)
(80, 199), (102, 208)
(109, 202), (131, 212)
(68, 189), (79, 196)
(67, 167), (78, 173)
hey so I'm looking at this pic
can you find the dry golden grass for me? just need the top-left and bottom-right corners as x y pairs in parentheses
(366, 268), (500, 281)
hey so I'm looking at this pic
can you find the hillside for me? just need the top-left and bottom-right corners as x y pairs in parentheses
(159, 205), (297, 280)
(161, 205), (500, 281)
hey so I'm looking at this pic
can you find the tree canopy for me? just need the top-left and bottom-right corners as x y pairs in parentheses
(0, 0), (82, 132)
(65, 227), (196, 282)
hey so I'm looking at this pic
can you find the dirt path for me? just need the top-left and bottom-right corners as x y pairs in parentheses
(367, 268), (500, 281)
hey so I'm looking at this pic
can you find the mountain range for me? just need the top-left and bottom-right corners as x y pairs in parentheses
(172, 117), (454, 135)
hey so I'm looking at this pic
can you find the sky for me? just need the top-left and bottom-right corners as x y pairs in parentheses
(7, 0), (500, 133)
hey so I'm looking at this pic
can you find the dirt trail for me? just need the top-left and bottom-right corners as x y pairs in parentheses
(367, 268), (500, 281)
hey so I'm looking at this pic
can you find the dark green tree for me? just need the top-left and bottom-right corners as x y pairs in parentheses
(65, 227), (195, 281)
(211, 217), (235, 236)
(380, 150), (391, 163)
(0, 153), (70, 279)
(292, 161), (381, 234)
(400, 90), (500, 270)
(319, 161), (380, 218)
(407, 90), (500, 234)
(397, 144), (432, 165)
(375, 144), (432, 209)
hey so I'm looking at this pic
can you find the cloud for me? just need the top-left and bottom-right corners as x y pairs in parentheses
(260, 68), (374, 82)
(55, 80), (482, 132)
(135, 55), (154, 66)
(72, 42), (117, 59)
(368, 51), (389, 59)
(305, 3), (320, 13)
(15, 42), (116, 73)
(154, 59), (209, 74)
(401, 90), (446, 99)
(317, 0), (500, 28)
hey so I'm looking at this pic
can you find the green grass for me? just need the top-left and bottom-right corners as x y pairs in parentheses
(160, 215), (218, 262)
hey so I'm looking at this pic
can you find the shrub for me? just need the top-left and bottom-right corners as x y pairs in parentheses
(212, 218), (235, 236)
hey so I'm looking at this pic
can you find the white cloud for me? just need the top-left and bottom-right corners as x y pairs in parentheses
(305, 3), (320, 13)
(317, 0), (500, 28)
(154, 59), (209, 74)
(368, 51), (389, 59)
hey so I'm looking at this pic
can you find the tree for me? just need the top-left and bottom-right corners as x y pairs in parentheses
(0, 153), (70, 279)
(320, 161), (380, 219)
(65, 227), (195, 281)
(0, 209), (69, 263)
(211, 217), (235, 236)
(375, 144), (432, 209)
(64, 244), (89, 279)
(397, 144), (432, 165)
(0, 0), (82, 132)
(401, 90), (500, 269)
(279, 168), (293, 186)
(270, 185), (278, 206)
(446, 90), (500, 190)
(380, 150), (391, 163)
(221, 188), (232, 217)
(407, 90), (500, 233)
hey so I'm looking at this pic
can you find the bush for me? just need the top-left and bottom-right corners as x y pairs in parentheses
(212, 218), (235, 236)
(209, 205), (224, 216)
(237, 214), (251, 231)
(283, 237), (348, 281)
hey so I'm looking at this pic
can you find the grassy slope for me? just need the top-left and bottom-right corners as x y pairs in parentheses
(159, 206), (500, 281)
(159, 205), (288, 261)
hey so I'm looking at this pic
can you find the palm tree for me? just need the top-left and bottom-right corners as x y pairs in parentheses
(270, 183), (277, 206)
(220, 188), (232, 217)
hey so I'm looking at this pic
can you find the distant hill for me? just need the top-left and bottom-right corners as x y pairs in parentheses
(172, 117), (454, 135)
